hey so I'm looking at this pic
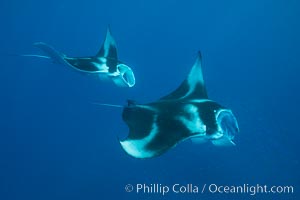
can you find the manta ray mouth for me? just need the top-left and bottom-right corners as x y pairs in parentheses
(216, 109), (239, 142)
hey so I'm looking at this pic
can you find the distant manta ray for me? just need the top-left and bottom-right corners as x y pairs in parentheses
(116, 52), (239, 158)
(22, 28), (135, 87)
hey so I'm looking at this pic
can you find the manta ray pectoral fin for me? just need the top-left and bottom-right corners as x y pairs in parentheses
(120, 139), (159, 159)
(191, 137), (208, 144)
(33, 42), (69, 65)
(96, 27), (117, 60)
(120, 106), (190, 158)
(211, 137), (236, 146)
(160, 52), (208, 101)
(120, 107), (176, 158)
(119, 117), (161, 159)
(111, 64), (135, 87)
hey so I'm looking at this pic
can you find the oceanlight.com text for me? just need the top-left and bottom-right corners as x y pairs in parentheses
(207, 183), (294, 195)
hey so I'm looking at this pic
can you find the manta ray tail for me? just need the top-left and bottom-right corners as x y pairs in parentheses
(18, 54), (51, 59)
(91, 102), (123, 108)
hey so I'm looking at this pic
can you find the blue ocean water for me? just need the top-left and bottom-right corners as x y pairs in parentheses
(1, 0), (299, 199)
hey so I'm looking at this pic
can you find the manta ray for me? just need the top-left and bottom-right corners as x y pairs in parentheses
(119, 52), (239, 158)
(23, 28), (135, 87)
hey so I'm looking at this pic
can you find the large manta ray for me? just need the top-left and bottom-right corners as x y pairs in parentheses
(23, 28), (135, 87)
(120, 52), (239, 158)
